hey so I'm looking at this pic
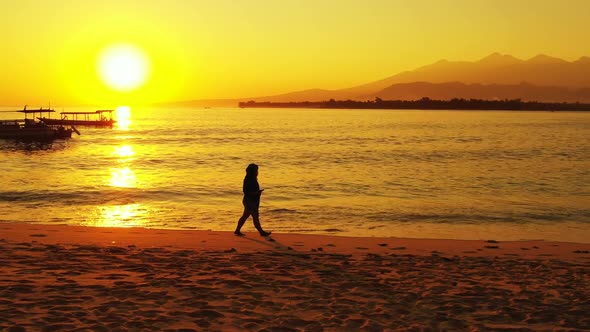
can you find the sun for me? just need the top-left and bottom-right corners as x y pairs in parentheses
(97, 44), (150, 92)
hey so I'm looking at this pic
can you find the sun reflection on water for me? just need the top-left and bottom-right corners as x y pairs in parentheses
(109, 143), (137, 188)
(93, 106), (151, 228)
(110, 166), (136, 188)
(96, 204), (146, 228)
(115, 106), (132, 130)
(114, 144), (135, 158)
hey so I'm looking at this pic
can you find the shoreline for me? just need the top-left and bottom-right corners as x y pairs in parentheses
(1, 222), (589, 330)
(2, 222), (590, 261)
(3, 219), (590, 244)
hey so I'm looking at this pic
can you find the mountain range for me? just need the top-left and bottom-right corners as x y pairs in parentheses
(169, 53), (590, 106)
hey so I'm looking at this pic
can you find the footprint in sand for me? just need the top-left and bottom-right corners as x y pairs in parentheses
(188, 309), (225, 320)
(30, 234), (47, 238)
(105, 247), (127, 254)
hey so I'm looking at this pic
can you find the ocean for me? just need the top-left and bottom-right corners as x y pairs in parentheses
(1, 107), (588, 242)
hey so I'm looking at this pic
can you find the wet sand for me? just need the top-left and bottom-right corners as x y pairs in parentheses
(0, 223), (589, 331)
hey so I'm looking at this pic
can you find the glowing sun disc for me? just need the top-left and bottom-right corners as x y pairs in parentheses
(98, 44), (150, 91)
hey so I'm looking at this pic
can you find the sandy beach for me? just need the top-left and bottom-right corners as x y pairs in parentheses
(0, 223), (588, 331)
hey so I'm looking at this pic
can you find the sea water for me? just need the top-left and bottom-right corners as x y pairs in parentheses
(1, 108), (588, 242)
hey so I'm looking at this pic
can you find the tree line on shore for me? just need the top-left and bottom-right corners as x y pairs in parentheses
(238, 98), (590, 111)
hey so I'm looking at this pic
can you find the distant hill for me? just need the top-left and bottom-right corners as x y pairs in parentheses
(352, 53), (590, 93)
(344, 53), (590, 100)
(163, 53), (590, 107)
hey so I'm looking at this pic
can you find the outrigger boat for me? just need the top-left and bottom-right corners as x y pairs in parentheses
(39, 110), (115, 127)
(0, 107), (79, 140)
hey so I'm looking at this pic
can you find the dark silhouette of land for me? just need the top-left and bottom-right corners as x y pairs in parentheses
(372, 82), (590, 103)
(238, 98), (590, 111)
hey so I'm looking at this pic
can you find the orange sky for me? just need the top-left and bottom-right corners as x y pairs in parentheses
(1, 0), (589, 106)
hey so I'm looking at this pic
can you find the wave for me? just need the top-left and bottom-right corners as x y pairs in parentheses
(364, 211), (590, 224)
(0, 188), (198, 205)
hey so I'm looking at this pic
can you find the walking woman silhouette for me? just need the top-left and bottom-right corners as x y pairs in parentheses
(234, 163), (271, 236)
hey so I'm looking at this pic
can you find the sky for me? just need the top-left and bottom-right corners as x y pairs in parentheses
(0, 0), (589, 106)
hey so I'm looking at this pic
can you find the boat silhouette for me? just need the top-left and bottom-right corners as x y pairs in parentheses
(39, 110), (115, 127)
(0, 106), (79, 140)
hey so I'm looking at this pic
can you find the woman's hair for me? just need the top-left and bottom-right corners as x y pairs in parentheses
(245, 163), (258, 176)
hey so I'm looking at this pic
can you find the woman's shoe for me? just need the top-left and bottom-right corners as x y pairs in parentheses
(259, 231), (271, 237)
(234, 231), (245, 237)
